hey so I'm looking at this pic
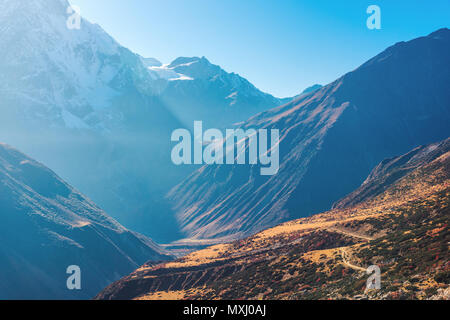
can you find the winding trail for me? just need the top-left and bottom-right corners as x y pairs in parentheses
(340, 247), (366, 272)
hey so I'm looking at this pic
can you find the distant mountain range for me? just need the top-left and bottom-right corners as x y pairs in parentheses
(168, 28), (450, 243)
(0, 143), (171, 299)
(0, 0), (289, 242)
(97, 137), (450, 300)
(146, 56), (290, 129)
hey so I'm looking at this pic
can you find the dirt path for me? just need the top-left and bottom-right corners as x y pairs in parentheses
(340, 247), (366, 272)
(327, 227), (375, 241)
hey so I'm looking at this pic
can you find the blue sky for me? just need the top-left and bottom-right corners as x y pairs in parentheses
(69, 0), (449, 97)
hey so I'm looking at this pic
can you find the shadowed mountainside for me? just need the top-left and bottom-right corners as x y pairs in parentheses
(0, 143), (172, 299)
(168, 28), (450, 243)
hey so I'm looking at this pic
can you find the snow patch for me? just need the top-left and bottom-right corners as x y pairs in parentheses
(148, 64), (194, 81)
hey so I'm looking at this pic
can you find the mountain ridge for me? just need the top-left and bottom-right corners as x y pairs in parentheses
(152, 55), (290, 128)
(167, 28), (450, 242)
(334, 138), (450, 209)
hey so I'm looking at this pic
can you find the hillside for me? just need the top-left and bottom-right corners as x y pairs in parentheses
(0, 143), (172, 299)
(168, 28), (450, 243)
(97, 138), (449, 300)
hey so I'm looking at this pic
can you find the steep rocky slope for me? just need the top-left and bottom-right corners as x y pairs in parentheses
(168, 28), (450, 242)
(334, 138), (450, 209)
(0, 143), (172, 299)
(97, 138), (449, 300)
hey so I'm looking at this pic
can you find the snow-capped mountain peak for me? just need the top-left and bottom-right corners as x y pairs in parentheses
(0, 0), (163, 131)
(142, 57), (195, 81)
